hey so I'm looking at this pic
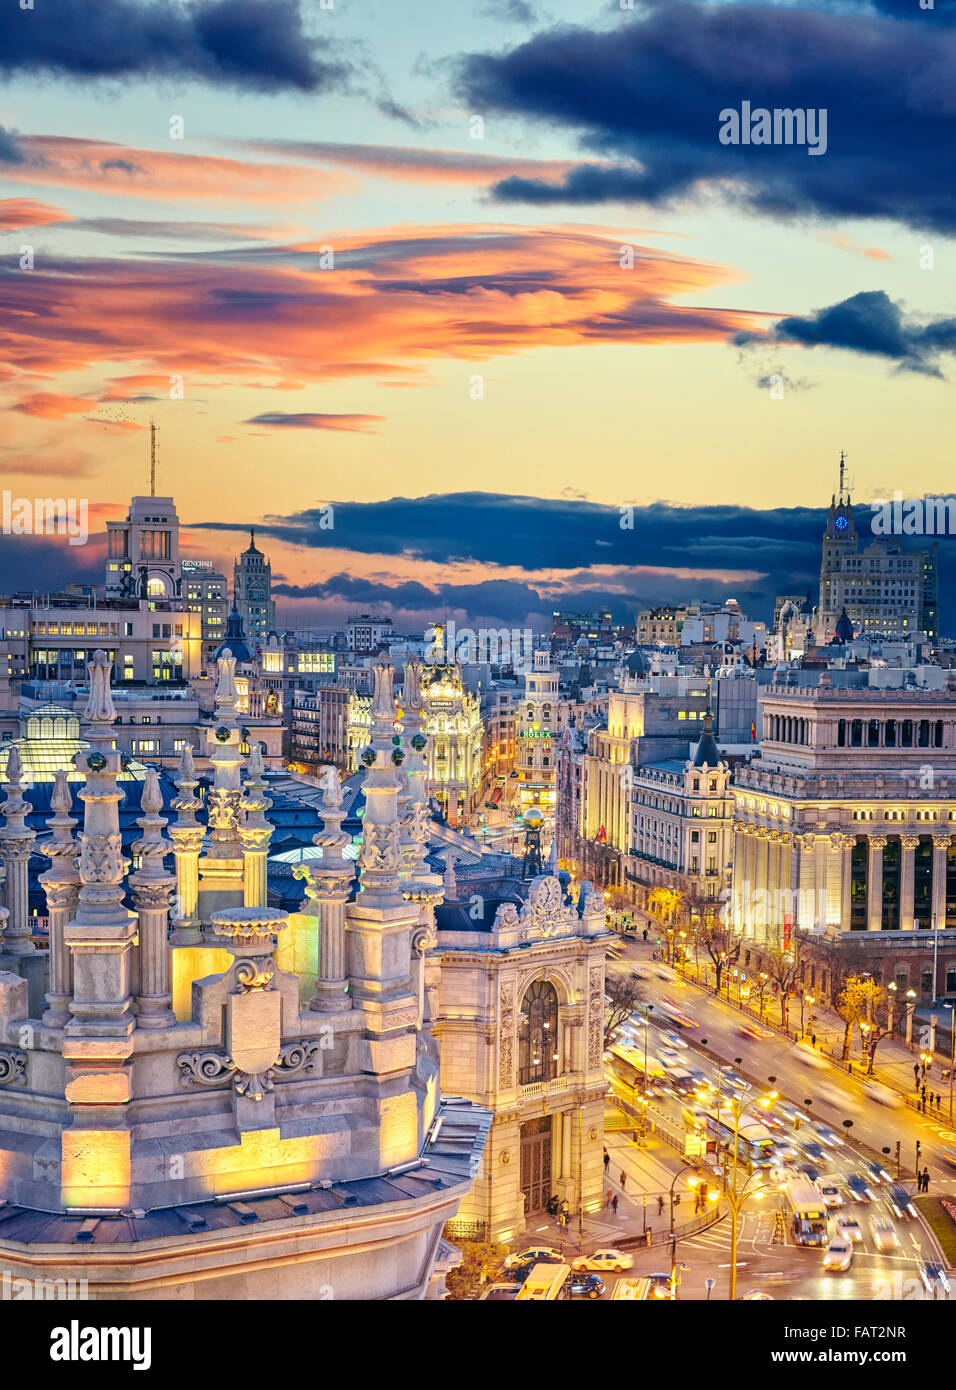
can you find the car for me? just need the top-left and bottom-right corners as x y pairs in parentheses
(740, 1289), (774, 1299)
(863, 1080), (903, 1108)
(687, 1067), (708, 1085)
(800, 1141), (825, 1162)
(887, 1186), (917, 1220)
(646, 1272), (675, 1300)
(815, 1125), (844, 1148)
(867, 1160), (892, 1185)
(479, 1282), (523, 1300)
(572, 1248), (634, 1273)
(799, 1162), (821, 1183)
(739, 1023), (773, 1040)
(847, 1174), (874, 1203)
(659, 1048), (683, 1065)
(661, 1030), (688, 1050)
(926, 1262), (951, 1294)
(940, 1148), (956, 1171)
(796, 1042), (829, 1069)
(816, 1081), (862, 1114)
(871, 1217), (899, 1252)
(835, 1214), (863, 1244)
(823, 1238), (853, 1272)
(505, 1245), (562, 1269)
(774, 1142), (798, 1162)
(564, 1271), (605, 1300)
(817, 1178), (844, 1209)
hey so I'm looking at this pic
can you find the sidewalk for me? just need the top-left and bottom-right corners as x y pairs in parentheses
(527, 1116), (717, 1253)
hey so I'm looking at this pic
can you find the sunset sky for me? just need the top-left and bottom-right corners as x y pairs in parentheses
(1, 0), (954, 633)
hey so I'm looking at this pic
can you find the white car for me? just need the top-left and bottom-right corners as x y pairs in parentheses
(661, 1031), (688, 1050)
(823, 1238), (853, 1272)
(817, 1081), (863, 1114)
(871, 1217), (899, 1252)
(835, 1214), (863, 1244)
(863, 1081), (903, 1108)
(796, 1042), (829, 1070)
(572, 1248), (635, 1273)
(817, 1179), (844, 1209)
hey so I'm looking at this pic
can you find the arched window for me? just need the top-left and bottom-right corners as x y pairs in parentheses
(518, 979), (560, 1085)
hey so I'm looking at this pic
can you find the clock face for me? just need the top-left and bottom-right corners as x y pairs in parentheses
(835, 515), (848, 531)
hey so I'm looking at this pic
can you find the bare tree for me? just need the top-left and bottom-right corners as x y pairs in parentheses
(698, 917), (741, 992)
(605, 973), (644, 1048)
(763, 945), (800, 1029)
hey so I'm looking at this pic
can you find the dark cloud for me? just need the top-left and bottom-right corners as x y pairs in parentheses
(735, 291), (956, 378)
(0, 125), (24, 163)
(481, 0), (539, 21)
(244, 412), (384, 431)
(457, 4), (956, 231)
(0, 0), (349, 93)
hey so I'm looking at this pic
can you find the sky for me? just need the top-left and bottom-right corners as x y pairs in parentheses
(1, 0), (954, 635)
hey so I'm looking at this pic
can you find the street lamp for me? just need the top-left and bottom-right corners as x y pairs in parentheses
(945, 1002), (956, 1123)
(713, 1086), (781, 1301)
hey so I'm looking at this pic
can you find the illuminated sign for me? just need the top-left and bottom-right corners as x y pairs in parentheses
(182, 560), (214, 571)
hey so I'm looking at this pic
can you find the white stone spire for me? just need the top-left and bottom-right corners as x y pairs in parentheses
(356, 656), (403, 906)
(239, 741), (273, 907)
(130, 768), (176, 1028)
(399, 655), (433, 882)
(0, 745), (36, 954)
(40, 768), (80, 1025)
(169, 743), (204, 945)
(294, 764), (354, 1013)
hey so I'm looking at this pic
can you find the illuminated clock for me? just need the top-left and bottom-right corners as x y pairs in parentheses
(835, 515), (848, 531)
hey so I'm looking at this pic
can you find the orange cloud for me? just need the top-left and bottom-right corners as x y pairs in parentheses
(3, 136), (354, 206)
(12, 392), (97, 419)
(0, 198), (71, 231)
(0, 224), (758, 405)
(234, 138), (582, 186)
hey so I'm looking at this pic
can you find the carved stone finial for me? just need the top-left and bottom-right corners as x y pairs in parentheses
(318, 763), (343, 810)
(83, 649), (116, 723)
(177, 743), (196, 781)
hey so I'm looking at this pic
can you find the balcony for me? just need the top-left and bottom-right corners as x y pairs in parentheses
(519, 1076), (569, 1099)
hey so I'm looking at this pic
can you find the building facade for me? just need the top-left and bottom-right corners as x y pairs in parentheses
(435, 873), (610, 1244)
(233, 530), (276, 648)
(730, 674), (956, 997)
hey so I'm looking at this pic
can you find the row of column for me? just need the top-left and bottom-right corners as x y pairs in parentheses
(732, 821), (953, 937)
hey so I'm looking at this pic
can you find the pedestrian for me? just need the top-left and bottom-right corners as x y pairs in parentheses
(922, 1084), (927, 1102)
(612, 1194), (619, 1215)
(642, 927), (648, 942)
(937, 1094), (943, 1111)
(657, 1194), (664, 1216)
(811, 1033), (816, 1048)
(605, 1189), (612, 1208)
(620, 1171), (627, 1191)
(914, 1063), (921, 1086)
(923, 1168), (931, 1193)
(604, 1150), (610, 1172)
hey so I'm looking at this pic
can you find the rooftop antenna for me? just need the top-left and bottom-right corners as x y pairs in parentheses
(838, 450), (846, 502)
(148, 419), (158, 497)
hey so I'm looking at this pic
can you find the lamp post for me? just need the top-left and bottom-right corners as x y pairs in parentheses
(806, 994), (815, 1035)
(945, 1002), (956, 1123)
(714, 1085), (781, 1302)
(905, 989), (917, 1047)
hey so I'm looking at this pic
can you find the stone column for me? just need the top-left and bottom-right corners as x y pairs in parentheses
(754, 828), (769, 942)
(839, 833), (854, 930)
(786, 832), (800, 928)
(867, 835), (886, 932)
(294, 767), (353, 1013)
(0, 747), (36, 953)
(239, 743), (273, 908)
(900, 834), (920, 931)
(400, 656), (434, 882)
(198, 652), (246, 919)
(40, 769), (80, 1027)
(61, 651), (137, 1209)
(932, 834), (951, 930)
(130, 768), (176, 1029)
(813, 834), (830, 930)
(168, 745), (204, 945)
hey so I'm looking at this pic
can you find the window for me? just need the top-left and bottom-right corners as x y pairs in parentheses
(518, 980), (559, 1085)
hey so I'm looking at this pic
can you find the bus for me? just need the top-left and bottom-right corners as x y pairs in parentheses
(701, 1107), (778, 1169)
(515, 1263), (570, 1300)
(607, 1043), (667, 1089)
(785, 1178), (828, 1247)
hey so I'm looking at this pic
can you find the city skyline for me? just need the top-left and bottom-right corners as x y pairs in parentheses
(2, 0), (954, 630)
